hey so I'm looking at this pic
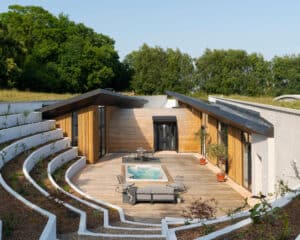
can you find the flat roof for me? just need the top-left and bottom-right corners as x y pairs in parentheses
(40, 88), (147, 118)
(166, 91), (274, 137)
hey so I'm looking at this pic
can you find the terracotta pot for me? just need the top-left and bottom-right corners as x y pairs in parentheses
(217, 173), (226, 182)
(199, 158), (207, 165)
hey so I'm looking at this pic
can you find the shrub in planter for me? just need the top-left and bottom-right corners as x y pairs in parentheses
(195, 127), (210, 165)
(182, 197), (217, 223)
(207, 143), (228, 182)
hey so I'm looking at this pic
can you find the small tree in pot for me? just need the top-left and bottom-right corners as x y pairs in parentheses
(207, 143), (228, 182)
(195, 127), (210, 165)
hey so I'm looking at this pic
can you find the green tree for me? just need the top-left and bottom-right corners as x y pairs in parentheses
(0, 21), (25, 88)
(195, 49), (272, 96)
(271, 55), (300, 95)
(125, 44), (195, 94)
(0, 5), (126, 93)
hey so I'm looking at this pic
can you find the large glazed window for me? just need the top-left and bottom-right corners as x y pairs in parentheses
(218, 122), (228, 147)
(242, 132), (252, 190)
(71, 111), (78, 146)
(99, 106), (106, 157)
(218, 122), (228, 172)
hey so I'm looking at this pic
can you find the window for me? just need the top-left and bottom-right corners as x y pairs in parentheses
(99, 106), (106, 157)
(218, 122), (228, 147)
(242, 132), (252, 190)
(71, 112), (78, 146)
(218, 122), (228, 172)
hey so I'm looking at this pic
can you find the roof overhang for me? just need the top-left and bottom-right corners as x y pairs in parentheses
(166, 91), (274, 137)
(40, 89), (148, 118)
(152, 116), (177, 123)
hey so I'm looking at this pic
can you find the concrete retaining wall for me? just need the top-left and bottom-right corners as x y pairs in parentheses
(0, 175), (56, 240)
(0, 129), (63, 169)
(0, 101), (58, 115)
(47, 148), (78, 174)
(0, 112), (42, 129)
(23, 138), (71, 196)
(0, 120), (56, 144)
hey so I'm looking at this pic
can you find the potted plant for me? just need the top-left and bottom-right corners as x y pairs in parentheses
(176, 192), (182, 203)
(199, 157), (207, 165)
(207, 143), (228, 182)
(195, 127), (209, 165)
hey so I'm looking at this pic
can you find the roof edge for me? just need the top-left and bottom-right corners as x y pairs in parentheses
(166, 91), (274, 137)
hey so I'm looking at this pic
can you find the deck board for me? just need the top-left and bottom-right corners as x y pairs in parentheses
(74, 153), (245, 223)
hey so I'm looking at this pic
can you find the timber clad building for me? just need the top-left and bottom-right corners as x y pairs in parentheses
(41, 89), (275, 195)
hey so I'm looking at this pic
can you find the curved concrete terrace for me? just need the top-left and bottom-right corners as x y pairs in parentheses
(73, 153), (246, 223)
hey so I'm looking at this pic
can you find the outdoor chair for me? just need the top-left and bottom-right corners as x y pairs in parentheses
(115, 174), (135, 193)
(167, 175), (187, 192)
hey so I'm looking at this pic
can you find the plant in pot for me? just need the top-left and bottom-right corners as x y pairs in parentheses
(176, 192), (182, 203)
(207, 143), (228, 182)
(195, 127), (210, 165)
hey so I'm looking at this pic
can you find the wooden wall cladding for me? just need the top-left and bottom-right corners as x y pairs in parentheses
(206, 115), (218, 165)
(228, 126), (243, 185)
(106, 108), (201, 153)
(78, 105), (100, 164)
(55, 113), (72, 138)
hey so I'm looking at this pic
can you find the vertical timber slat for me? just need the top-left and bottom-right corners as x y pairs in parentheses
(228, 126), (243, 184)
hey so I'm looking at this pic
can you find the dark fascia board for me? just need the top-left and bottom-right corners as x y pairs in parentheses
(166, 91), (274, 137)
(152, 116), (177, 122)
(40, 88), (148, 118)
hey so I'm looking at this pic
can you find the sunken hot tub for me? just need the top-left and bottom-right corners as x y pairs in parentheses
(125, 164), (168, 182)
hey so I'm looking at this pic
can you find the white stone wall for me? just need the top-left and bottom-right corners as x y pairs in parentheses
(211, 97), (300, 193)
(0, 129), (63, 169)
(251, 134), (276, 195)
(0, 120), (56, 144)
(0, 101), (57, 115)
(0, 112), (42, 129)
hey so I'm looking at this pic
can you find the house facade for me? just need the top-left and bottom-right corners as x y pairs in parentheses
(40, 89), (300, 197)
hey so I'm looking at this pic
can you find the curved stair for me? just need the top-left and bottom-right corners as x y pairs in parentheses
(0, 106), (166, 239)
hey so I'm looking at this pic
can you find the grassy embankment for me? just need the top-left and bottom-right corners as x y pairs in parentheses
(0, 89), (76, 102)
(192, 93), (300, 110)
(0, 89), (299, 110)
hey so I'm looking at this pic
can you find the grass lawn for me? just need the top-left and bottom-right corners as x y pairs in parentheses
(223, 95), (300, 110)
(191, 93), (300, 110)
(0, 89), (76, 102)
(1, 89), (299, 110)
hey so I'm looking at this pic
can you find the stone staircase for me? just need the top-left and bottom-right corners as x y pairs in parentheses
(0, 103), (165, 240)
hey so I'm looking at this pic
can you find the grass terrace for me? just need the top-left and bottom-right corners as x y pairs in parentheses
(0, 89), (76, 102)
(191, 93), (300, 110)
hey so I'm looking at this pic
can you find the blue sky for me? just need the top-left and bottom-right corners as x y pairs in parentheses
(1, 0), (299, 60)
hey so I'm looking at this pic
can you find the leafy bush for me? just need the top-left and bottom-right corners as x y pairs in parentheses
(182, 197), (217, 223)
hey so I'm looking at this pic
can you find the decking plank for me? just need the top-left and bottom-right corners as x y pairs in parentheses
(74, 153), (245, 223)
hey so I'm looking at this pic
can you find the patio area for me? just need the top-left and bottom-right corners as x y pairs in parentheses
(73, 153), (246, 223)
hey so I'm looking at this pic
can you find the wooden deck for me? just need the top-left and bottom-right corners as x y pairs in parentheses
(73, 153), (245, 223)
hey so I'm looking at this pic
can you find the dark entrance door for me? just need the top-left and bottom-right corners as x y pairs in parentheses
(153, 116), (178, 151)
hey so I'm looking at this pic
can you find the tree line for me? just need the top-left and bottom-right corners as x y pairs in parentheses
(0, 5), (299, 96)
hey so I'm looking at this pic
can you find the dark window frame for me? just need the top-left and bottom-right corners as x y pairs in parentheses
(99, 106), (106, 157)
(71, 111), (78, 146)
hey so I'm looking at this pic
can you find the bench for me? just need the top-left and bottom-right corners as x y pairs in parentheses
(127, 185), (176, 205)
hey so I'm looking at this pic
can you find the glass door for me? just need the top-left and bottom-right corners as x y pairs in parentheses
(71, 112), (78, 146)
(98, 106), (106, 157)
(242, 132), (252, 190)
(154, 122), (177, 151)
